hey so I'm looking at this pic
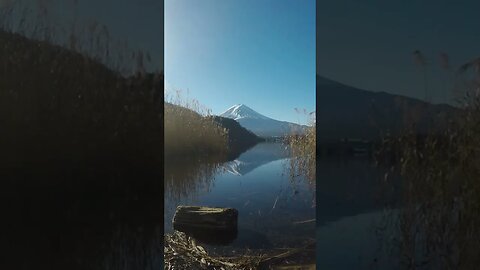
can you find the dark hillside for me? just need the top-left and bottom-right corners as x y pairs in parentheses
(164, 102), (228, 159)
(0, 29), (164, 269)
(209, 116), (264, 159)
(316, 75), (460, 143)
(0, 30), (163, 170)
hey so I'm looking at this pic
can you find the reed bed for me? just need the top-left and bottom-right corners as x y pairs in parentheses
(0, 1), (163, 170)
(376, 56), (480, 269)
(286, 115), (316, 185)
(164, 93), (228, 159)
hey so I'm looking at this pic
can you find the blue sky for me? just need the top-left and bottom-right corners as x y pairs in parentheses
(318, 0), (480, 105)
(165, 0), (315, 125)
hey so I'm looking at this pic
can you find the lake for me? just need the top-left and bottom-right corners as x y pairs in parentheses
(316, 158), (401, 269)
(164, 142), (316, 253)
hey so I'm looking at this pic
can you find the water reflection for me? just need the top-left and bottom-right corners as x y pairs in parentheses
(164, 142), (315, 252)
(165, 155), (223, 204)
(222, 143), (290, 176)
(316, 158), (398, 269)
(173, 224), (238, 245)
(317, 210), (399, 270)
(316, 158), (389, 225)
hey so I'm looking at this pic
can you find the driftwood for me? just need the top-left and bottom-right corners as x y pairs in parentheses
(173, 205), (238, 230)
(172, 206), (239, 245)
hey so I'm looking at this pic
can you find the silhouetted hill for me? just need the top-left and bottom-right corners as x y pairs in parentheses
(316, 75), (459, 143)
(0, 29), (163, 170)
(165, 103), (262, 160)
(164, 102), (228, 159)
(209, 116), (264, 159)
(0, 29), (165, 270)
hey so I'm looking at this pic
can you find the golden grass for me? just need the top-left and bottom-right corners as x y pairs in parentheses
(287, 114), (316, 185)
(164, 231), (315, 270)
(164, 92), (228, 159)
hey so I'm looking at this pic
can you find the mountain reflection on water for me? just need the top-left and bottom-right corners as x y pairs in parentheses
(164, 142), (315, 253)
(222, 143), (290, 176)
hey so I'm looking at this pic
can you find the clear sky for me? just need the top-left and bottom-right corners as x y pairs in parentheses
(317, 0), (480, 105)
(3, 0), (163, 72)
(165, 0), (315, 125)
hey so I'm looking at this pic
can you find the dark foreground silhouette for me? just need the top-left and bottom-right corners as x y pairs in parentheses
(0, 29), (164, 269)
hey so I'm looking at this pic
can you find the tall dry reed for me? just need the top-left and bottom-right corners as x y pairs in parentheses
(164, 91), (228, 159)
(377, 56), (480, 269)
(287, 111), (316, 186)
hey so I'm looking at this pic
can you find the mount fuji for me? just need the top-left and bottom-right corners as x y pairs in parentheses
(219, 104), (307, 138)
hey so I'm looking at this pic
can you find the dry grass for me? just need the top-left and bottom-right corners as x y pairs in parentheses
(0, 30), (163, 168)
(0, 1), (163, 174)
(164, 231), (315, 270)
(164, 92), (228, 159)
(377, 56), (480, 269)
(0, 2), (165, 269)
(287, 113), (316, 185)
(164, 231), (263, 270)
(0, 0), (151, 75)
(165, 156), (223, 204)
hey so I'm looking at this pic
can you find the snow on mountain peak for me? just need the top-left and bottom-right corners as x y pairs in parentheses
(220, 104), (270, 120)
(219, 104), (307, 137)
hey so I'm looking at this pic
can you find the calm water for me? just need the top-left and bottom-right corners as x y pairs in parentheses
(316, 158), (400, 269)
(164, 142), (316, 252)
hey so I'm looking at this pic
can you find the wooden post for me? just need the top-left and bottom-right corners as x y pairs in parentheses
(172, 205), (238, 230)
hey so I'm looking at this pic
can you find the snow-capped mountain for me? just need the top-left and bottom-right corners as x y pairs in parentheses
(220, 104), (270, 121)
(220, 104), (307, 138)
